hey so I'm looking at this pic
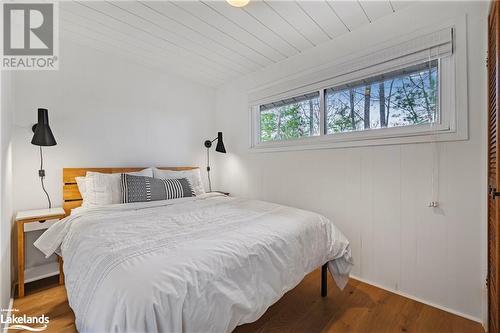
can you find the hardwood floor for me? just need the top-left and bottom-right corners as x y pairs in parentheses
(12, 270), (484, 333)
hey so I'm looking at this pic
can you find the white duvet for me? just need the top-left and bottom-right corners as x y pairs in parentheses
(35, 193), (352, 333)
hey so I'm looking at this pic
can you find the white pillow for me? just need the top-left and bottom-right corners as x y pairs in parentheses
(153, 168), (205, 196)
(84, 168), (153, 206)
(75, 176), (88, 207)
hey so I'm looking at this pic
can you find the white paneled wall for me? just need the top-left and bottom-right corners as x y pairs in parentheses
(0, 71), (3, 311)
(214, 1), (487, 322)
(0, 71), (14, 317)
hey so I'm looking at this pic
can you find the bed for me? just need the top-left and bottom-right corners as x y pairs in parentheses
(34, 167), (353, 333)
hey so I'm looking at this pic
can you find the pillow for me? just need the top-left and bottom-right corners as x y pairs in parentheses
(153, 168), (205, 195)
(84, 168), (153, 206)
(121, 174), (194, 203)
(75, 176), (88, 207)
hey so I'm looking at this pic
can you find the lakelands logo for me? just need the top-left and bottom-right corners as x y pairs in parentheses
(1, 312), (49, 332)
(1, 2), (59, 70)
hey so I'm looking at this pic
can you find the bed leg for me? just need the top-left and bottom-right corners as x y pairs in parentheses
(321, 263), (327, 297)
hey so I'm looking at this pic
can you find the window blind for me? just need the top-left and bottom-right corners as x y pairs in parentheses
(259, 91), (319, 112)
(324, 59), (438, 94)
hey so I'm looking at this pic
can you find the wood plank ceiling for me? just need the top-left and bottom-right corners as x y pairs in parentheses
(60, 1), (413, 87)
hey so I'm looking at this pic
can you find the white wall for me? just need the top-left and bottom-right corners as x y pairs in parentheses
(1, 71), (14, 313)
(214, 1), (488, 323)
(10, 38), (216, 269)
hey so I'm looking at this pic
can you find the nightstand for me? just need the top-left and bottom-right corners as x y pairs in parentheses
(16, 207), (66, 297)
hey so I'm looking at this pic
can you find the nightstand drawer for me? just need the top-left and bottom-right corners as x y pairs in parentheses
(23, 218), (59, 232)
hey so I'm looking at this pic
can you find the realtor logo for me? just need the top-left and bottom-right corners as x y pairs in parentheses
(1, 2), (59, 70)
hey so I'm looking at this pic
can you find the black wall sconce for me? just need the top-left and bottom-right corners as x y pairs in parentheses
(31, 108), (57, 209)
(204, 132), (226, 192)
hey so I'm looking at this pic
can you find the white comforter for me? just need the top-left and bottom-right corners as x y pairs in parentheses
(35, 193), (352, 333)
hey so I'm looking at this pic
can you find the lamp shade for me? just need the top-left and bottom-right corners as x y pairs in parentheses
(31, 108), (57, 146)
(226, 0), (250, 7)
(215, 132), (226, 153)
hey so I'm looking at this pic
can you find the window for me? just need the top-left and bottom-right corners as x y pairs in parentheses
(260, 92), (320, 142)
(325, 60), (438, 134)
(256, 61), (440, 145)
(250, 25), (467, 151)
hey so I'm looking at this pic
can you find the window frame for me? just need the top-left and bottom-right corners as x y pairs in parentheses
(259, 91), (321, 142)
(323, 59), (440, 136)
(249, 23), (467, 152)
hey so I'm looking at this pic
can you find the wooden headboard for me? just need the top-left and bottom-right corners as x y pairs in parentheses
(62, 167), (198, 215)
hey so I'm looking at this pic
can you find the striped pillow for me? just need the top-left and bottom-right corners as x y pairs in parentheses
(121, 174), (195, 203)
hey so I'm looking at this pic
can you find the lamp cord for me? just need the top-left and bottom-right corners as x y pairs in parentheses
(207, 147), (212, 192)
(39, 146), (52, 209)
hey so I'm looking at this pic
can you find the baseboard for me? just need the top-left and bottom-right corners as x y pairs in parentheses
(349, 274), (483, 325)
(1, 297), (13, 333)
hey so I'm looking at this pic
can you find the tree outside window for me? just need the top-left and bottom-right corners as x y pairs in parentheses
(259, 60), (438, 143)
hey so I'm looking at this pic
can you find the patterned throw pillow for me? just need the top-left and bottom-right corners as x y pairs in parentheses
(121, 174), (195, 203)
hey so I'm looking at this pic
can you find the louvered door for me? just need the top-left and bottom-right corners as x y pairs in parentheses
(489, 2), (500, 333)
